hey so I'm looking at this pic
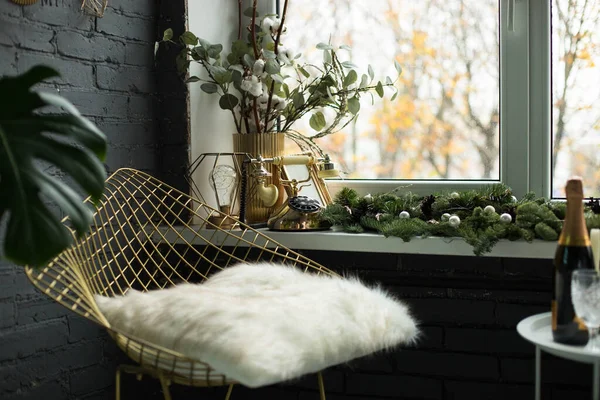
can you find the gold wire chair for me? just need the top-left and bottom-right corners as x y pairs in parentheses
(25, 168), (337, 400)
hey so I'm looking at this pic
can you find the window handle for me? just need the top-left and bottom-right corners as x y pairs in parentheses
(508, 0), (524, 32)
(508, 0), (516, 32)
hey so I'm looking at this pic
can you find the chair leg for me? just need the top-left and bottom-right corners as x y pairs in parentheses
(317, 372), (326, 400)
(115, 366), (122, 400)
(224, 383), (235, 400)
(158, 373), (173, 400)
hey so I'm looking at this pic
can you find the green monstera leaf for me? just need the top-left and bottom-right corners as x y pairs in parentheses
(0, 65), (107, 268)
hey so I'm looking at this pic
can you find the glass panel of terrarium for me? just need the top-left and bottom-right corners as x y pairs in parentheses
(283, 0), (500, 180)
(551, 0), (600, 198)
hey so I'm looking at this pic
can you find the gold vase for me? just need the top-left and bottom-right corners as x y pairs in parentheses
(233, 132), (286, 225)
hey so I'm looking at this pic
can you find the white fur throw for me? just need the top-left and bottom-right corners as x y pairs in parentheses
(95, 262), (418, 388)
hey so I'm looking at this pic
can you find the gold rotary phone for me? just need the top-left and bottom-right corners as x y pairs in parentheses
(247, 153), (337, 231)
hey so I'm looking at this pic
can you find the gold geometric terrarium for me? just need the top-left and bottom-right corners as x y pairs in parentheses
(186, 152), (246, 228)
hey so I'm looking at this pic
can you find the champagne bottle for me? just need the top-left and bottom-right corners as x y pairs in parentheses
(552, 177), (595, 345)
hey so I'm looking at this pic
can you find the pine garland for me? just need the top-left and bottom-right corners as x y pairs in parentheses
(320, 184), (600, 256)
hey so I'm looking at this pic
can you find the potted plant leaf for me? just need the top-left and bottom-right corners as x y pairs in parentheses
(0, 65), (107, 268)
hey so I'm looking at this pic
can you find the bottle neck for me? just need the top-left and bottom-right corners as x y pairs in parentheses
(559, 198), (590, 246)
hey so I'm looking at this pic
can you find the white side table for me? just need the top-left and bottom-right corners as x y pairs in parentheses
(517, 312), (600, 400)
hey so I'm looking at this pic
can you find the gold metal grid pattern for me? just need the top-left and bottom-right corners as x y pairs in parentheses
(25, 168), (337, 391)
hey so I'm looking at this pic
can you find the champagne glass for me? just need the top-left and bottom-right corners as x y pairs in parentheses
(571, 269), (600, 351)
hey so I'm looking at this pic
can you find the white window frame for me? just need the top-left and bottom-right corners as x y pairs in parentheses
(188, 0), (552, 200)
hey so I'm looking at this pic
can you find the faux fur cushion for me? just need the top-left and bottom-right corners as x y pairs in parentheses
(95, 262), (418, 388)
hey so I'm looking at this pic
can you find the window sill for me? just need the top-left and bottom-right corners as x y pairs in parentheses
(159, 226), (556, 259)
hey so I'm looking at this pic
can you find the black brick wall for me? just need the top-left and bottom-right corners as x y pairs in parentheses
(0, 1), (591, 400)
(0, 0), (187, 399)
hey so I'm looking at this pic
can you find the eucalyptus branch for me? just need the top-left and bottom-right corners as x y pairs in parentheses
(163, 9), (402, 137)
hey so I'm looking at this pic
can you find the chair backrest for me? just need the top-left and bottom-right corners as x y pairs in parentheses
(26, 168), (336, 327)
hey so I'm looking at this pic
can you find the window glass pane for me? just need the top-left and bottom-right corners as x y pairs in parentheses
(283, 0), (500, 180)
(551, 0), (600, 198)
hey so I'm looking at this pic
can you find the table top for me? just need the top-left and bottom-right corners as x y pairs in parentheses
(517, 312), (600, 364)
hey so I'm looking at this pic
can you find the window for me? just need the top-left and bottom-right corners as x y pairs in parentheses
(279, 0), (600, 199)
(187, 1), (599, 200)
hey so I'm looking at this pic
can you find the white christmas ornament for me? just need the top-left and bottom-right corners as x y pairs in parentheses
(364, 194), (373, 203)
(449, 215), (461, 227)
(441, 213), (451, 222)
(511, 196), (518, 203)
(450, 192), (460, 199)
(484, 205), (496, 214)
(399, 211), (410, 219)
(500, 213), (512, 223)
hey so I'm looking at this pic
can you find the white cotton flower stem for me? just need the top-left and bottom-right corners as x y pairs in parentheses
(246, 0), (263, 133)
(264, 0), (289, 131)
(237, 0), (243, 40)
(250, 1), (260, 60)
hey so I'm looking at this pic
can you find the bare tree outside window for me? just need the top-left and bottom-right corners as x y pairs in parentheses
(284, 0), (499, 180)
(552, 0), (600, 198)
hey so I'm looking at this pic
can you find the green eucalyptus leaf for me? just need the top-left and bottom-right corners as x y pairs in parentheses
(265, 59), (280, 74)
(316, 42), (333, 50)
(263, 50), (276, 60)
(231, 70), (243, 87)
(265, 60), (281, 75)
(360, 74), (368, 89)
(0, 65), (107, 267)
(180, 31), (198, 46)
(226, 53), (238, 65)
(323, 50), (332, 64)
(198, 38), (212, 49)
(385, 76), (393, 85)
(368, 64), (374, 81)
(209, 66), (230, 84)
(163, 28), (173, 41)
(376, 81), (384, 98)
(176, 50), (190, 74)
(200, 83), (219, 93)
(193, 46), (207, 61)
(207, 44), (223, 59)
(231, 40), (248, 56)
(243, 54), (255, 68)
(390, 90), (398, 101)
(243, 6), (255, 17)
(186, 76), (201, 83)
(394, 60), (403, 75)
(309, 111), (326, 131)
(219, 94), (238, 110)
(341, 61), (358, 69)
(348, 97), (360, 115)
(293, 92), (305, 109)
(229, 64), (244, 73)
(299, 67), (311, 78)
(339, 44), (352, 51)
(343, 70), (358, 87)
